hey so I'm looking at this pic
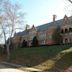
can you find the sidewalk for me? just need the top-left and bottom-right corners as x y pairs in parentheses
(0, 68), (25, 72)
(1, 62), (42, 72)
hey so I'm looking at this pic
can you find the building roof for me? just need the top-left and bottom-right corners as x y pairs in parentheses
(14, 31), (28, 36)
(15, 16), (72, 36)
(37, 19), (63, 32)
(37, 16), (72, 32)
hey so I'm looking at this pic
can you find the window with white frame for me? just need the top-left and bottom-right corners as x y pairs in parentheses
(47, 34), (52, 39)
(38, 32), (46, 40)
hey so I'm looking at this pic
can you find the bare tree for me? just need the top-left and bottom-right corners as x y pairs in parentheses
(68, 0), (72, 3)
(0, 0), (25, 60)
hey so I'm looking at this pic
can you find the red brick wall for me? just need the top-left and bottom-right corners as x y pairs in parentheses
(46, 27), (56, 45)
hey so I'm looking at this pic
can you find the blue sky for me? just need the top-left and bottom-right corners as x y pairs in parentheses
(14, 0), (71, 27)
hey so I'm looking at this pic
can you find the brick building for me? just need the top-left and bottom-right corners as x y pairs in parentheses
(13, 15), (72, 47)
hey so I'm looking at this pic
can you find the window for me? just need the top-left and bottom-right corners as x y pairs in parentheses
(65, 29), (68, 33)
(38, 33), (46, 40)
(48, 35), (52, 39)
(69, 28), (72, 32)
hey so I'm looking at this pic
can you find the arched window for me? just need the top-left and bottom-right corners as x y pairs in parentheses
(69, 28), (72, 32)
(65, 28), (68, 33)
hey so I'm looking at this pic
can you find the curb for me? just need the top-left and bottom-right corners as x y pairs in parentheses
(1, 62), (42, 72)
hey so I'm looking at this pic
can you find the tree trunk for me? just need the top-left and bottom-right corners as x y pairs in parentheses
(6, 44), (10, 61)
(6, 38), (11, 61)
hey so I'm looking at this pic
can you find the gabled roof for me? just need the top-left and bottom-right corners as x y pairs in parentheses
(15, 16), (72, 36)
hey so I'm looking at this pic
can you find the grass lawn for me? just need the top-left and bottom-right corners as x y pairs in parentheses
(9, 44), (72, 71)
(0, 44), (72, 71)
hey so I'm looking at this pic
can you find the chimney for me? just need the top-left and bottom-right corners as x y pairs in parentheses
(25, 24), (30, 30)
(53, 14), (56, 22)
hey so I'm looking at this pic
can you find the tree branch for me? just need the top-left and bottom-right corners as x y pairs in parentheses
(68, 0), (72, 3)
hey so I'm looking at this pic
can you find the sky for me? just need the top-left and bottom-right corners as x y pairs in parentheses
(14, 0), (72, 27)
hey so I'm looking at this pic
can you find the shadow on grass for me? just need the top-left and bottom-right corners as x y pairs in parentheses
(45, 50), (72, 72)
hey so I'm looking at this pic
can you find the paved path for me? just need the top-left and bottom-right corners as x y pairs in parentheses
(0, 68), (24, 72)
(0, 63), (25, 72)
(0, 62), (42, 72)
